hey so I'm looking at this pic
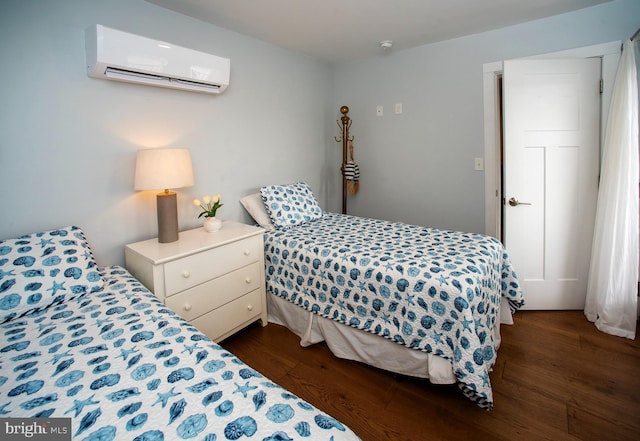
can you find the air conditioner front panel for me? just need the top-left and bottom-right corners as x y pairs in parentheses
(85, 25), (230, 94)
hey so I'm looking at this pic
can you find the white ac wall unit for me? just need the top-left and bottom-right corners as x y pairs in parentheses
(85, 24), (230, 94)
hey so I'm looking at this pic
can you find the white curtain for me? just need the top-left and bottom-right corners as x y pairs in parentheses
(585, 39), (639, 340)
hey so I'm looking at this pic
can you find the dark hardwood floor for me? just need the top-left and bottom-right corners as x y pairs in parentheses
(221, 311), (640, 441)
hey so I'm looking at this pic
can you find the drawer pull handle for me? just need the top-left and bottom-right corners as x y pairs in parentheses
(245, 277), (252, 284)
(182, 270), (190, 279)
(247, 304), (254, 311)
(184, 303), (192, 311)
(243, 250), (251, 256)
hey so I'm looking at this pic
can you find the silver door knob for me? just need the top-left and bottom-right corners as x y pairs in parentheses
(508, 197), (531, 206)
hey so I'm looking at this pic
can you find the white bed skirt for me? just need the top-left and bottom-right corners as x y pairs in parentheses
(267, 294), (513, 384)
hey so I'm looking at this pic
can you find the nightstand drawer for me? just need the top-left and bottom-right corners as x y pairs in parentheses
(191, 289), (263, 342)
(166, 261), (262, 322)
(164, 236), (262, 295)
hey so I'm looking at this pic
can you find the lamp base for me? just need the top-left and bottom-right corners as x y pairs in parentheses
(157, 191), (178, 243)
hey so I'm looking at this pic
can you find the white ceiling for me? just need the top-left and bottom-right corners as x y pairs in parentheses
(145, 0), (613, 64)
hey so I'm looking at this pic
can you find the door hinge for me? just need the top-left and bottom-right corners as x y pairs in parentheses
(600, 79), (603, 94)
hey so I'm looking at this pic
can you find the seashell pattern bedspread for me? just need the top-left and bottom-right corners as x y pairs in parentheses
(0, 266), (360, 440)
(263, 213), (525, 410)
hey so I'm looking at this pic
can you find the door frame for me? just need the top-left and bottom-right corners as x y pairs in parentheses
(482, 41), (622, 239)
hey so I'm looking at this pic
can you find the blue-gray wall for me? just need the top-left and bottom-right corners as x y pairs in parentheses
(1, 0), (638, 267)
(331, 0), (640, 233)
(0, 0), (331, 265)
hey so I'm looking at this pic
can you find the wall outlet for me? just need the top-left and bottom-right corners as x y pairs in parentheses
(376, 105), (383, 116)
(474, 157), (484, 171)
(395, 103), (403, 114)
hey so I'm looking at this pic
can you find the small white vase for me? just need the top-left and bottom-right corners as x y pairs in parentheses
(203, 217), (222, 232)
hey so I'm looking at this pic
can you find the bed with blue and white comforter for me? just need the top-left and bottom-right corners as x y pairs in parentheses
(263, 213), (525, 410)
(0, 226), (360, 440)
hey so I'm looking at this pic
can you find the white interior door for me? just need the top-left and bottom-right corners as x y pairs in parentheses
(503, 58), (601, 310)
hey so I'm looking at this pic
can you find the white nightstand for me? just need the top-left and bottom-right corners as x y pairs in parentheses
(125, 221), (267, 342)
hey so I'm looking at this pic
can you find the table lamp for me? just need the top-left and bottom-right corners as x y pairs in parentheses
(134, 148), (194, 243)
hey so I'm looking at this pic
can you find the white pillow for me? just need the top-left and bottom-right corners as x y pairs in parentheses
(260, 182), (323, 230)
(239, 193), (275, 230)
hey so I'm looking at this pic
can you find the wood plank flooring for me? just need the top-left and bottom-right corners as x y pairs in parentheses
(221, 311), (640, 441)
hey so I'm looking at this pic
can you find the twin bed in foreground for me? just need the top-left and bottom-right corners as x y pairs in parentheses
(0, 226), (359, 440)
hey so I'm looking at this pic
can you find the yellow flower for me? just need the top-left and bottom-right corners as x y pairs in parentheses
(202, 195), (211, 204)
(193, 199), (201, 206)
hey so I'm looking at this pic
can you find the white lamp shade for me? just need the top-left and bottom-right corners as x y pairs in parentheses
(134, 148), (195, 191)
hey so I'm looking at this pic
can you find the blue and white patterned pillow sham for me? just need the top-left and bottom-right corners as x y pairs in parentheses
(260, 182), (323, 230)
(0, 226), (104, 323)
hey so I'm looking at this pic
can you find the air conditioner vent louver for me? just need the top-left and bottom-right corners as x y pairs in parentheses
(104, 68), (221, 93)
